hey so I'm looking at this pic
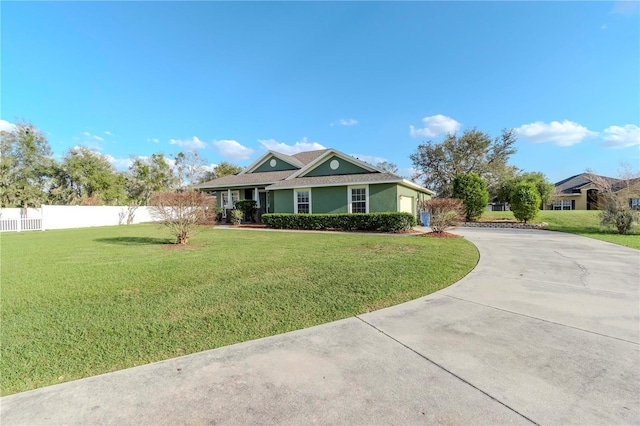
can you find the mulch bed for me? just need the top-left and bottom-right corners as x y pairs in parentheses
(419, 231), (463, 238)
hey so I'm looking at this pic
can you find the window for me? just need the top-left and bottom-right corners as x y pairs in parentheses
(631, 198), (640, 210)
(349, 186), (368, 214)
(295, 189), (311, 214)
(551, 200), (573, 210)
(221, 191), (239, 208)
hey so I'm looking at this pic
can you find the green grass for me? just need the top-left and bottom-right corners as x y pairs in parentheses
(481, 210), (640, 249)
(0, 224), (478, 395)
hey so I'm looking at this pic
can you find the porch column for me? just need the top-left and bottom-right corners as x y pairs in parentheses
(227, 189), (232, 209)
(254, 187), (260, 208)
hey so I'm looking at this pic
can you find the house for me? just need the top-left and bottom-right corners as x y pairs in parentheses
(194, 148), (433, 220)
(549, 173), (640, 210)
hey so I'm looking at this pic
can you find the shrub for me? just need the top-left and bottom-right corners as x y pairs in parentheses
(149, 191), (216, 244)
(418, 198), (464, 233)
(510, 183), (541, 223)
(600, 198), (639, 234)
(452, 173), (489, 221)
(261, 212), (416, 232)
(234, 199), (257, 222)
(230, 209), (243, 225)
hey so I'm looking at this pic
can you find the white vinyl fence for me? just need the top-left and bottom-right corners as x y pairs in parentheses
(0, 205), (157, 232)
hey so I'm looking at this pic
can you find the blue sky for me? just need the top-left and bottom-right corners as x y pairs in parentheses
(1, 1), (638, 184)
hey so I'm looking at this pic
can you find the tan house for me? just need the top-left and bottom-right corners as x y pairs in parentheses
(549, 173), (640, 210)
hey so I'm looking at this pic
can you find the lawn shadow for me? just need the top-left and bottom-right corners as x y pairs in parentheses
(94, 237), (173, 246)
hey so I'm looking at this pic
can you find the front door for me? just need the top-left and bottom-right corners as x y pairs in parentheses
(259, 192), (268, 213)
(587, 189), (598, 210)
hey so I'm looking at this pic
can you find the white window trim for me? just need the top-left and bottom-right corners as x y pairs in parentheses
(631, 197), (640, 207)
(551, 199), (573, 210)
(348, 185), (369, 214)
(294, 188), (312, 214)
(221, 191), (240, 210)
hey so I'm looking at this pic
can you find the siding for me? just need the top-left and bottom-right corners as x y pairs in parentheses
(369, 183), (397, 212)
(312, 186), (348, 214)
(273, 189), (294, 213)
(304, 156), (369, 177)
(253, 156), (299, 173)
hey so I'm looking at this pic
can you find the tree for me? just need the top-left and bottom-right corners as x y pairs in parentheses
(376, 161), (399, 174)
(127, 153), (177, 204)
(173, 151), (207, 190)
(497, 171), (554, 206)
(452, 172), (489, 221)
(0, 120), (55, 207)
(588, 166), (640, 234)
(199, 161), (243, 183)
(149, 191), (216, 244)
(510, 183), (541, 223)
(410, 128), (517, 197)
(50, 146), (126, 205)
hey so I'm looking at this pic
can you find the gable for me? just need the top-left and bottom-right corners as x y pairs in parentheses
(302, 155), (371, 177)
(252, 155), (300, 173)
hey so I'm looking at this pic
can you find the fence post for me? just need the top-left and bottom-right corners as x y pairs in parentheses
(41, 206), (46, 231)
(17, 215), (21, 232)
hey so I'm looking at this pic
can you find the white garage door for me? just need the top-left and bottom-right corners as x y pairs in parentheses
(399, 196), (414, 214)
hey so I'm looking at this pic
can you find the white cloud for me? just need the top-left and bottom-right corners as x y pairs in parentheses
(258, 137), (326, 155)
(409, 114), (461, 138)
(147, 137), (159, 143)
(104, 155), (132, 171)
(611, 0), (639, 15)
(350, 154), (387, 165)
(515, 120), (598, 146)
(332, 118), (358, 127)
(104, 131), (112, 136)
(213, 139), (255, 161)
(93, 135), (104, 141)
(0, 119), (16, 132)
(83, 131), (91, 137)
(169, 136), (207, 151)
(602, 124), (640, 149)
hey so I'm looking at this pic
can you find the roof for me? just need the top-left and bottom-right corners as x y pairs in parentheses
(554, 173), (619, 195)
(266, 173), (433, 194)
(194, 147), (434, 194)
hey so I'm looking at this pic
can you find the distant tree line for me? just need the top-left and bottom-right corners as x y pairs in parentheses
(0, 121), (241, 208)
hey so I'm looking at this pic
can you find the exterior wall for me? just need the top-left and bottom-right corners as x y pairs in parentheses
(273, 189), (294, 213)
(304, 156), (369, 177)
(253, 156), (298, 173)
(369, 183), (397, 212)
(547, 196), (580, 210)
(312, 186), (348, 214)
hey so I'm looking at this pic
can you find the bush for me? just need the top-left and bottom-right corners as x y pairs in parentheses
(230, 209), (243, 225)
(261, 212), (416, 232)
(510, 183), (541, 223)
(234, 199), (257, 222)
(418, 198), (464, 233)
(149, 191), (216, 245)
(600, 199), (639, 234)
(452, 173), (489, 221)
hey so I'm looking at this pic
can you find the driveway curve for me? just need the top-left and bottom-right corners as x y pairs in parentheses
(2, 228), (639, 425)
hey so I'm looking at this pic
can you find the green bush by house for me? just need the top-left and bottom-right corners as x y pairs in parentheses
(262, 212), (417, 232)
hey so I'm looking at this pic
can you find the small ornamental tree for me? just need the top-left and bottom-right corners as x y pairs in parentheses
(510, 183), (541, 223)
(418, 198), (464, 233)
(149, 191), (216, 245)
(452, 173), (489, 221)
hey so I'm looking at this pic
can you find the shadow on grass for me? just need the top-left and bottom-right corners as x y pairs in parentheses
(94, 237), (173, 246)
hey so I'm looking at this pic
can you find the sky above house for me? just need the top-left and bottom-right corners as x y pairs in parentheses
(1, 1), (638, 184)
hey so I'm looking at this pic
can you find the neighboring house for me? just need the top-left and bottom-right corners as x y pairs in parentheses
(549, 173), (640, 210)
(194, 148), (433, 219)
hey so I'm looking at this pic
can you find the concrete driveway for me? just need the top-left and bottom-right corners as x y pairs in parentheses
(2, 228), (639, 424)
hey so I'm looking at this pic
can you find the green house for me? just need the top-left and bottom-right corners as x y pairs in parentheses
(194, 148), (434, 219)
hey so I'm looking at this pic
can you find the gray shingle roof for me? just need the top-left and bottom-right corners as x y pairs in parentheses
(554, 173), (620, 195)
(290, 149), (330, 165)
(194, 170), (295, 189)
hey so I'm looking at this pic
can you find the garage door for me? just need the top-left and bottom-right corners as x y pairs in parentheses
(399, 196), (414, 214)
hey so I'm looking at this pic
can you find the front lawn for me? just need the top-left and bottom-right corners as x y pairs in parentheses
(0, 224), (478, 395)
(481, 210), (640, 249)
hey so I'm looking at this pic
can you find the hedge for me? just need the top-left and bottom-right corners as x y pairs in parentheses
(261, 212), (417, 232)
